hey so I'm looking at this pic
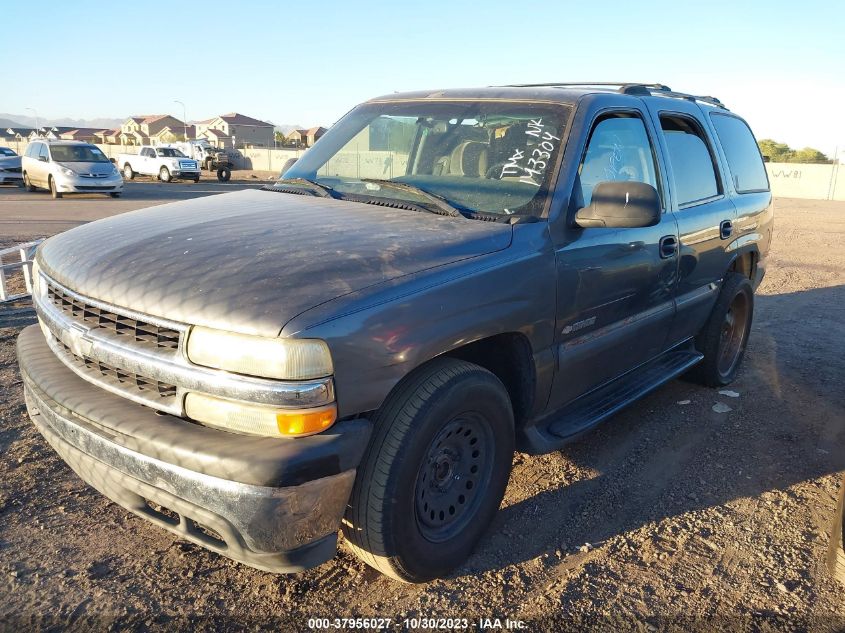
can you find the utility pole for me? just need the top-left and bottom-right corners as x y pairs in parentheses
(25, 107), (39, 136)
(174, 100), (188, 140)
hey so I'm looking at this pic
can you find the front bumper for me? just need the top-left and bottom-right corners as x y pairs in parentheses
(17, 325), (372, 573)
(55, 173), (123, 193)
(171, 170), (200, 179)
(0, 171), (22, 183)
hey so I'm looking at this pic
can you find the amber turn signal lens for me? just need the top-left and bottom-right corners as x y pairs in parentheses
(185, 392), (337, 437)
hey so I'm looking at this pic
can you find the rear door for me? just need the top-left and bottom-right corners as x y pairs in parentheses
(642, 99), (737, 346)
(548, 105), (679, 410)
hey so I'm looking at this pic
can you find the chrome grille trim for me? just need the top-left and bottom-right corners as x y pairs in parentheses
(33, 271), (335, 414)
(57, 341), (178, 402)
(47, 281), (181, 350)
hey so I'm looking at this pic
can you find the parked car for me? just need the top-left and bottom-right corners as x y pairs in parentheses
(18, 83), (773, 582)
(0, 146), (23, 186)
(118, 146), (200, 183)
(21, 140), (123, 198)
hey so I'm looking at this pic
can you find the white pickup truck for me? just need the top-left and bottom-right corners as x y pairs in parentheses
(117, 146), (200, 183)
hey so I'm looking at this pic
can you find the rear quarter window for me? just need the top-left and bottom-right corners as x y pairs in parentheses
(710, 114), (769, 193)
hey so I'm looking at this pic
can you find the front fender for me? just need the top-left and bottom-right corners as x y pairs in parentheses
(283, 223), (557, 418)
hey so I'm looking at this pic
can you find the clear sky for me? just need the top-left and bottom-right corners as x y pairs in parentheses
(2, 0), (843, 155)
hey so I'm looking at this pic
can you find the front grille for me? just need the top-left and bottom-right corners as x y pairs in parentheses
(58, 341), (177, 400)
(178, 161), (197, 170)
(47, 283), (181, 350)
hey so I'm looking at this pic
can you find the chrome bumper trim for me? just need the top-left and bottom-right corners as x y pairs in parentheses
(34, 273), (335, 414)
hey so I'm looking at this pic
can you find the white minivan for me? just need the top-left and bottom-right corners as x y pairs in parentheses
(22, 140), (123, 199)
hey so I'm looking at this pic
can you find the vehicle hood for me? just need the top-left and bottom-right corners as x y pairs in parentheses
(38, 189), (513, 336)
(57, 161), (115, 176)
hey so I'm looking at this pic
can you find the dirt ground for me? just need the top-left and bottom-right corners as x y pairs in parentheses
(0, 198), (843, 632)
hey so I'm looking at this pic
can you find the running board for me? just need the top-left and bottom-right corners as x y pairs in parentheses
(519, 348), (703, 453)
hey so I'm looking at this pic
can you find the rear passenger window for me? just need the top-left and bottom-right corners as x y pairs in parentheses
(710, 114), (769, 193)
(660, 115), (720, 207)
(578, 113), (660, 207)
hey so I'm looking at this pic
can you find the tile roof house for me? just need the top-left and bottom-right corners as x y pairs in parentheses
(195, 112), (274, 149)
(119, 114), (190, 145)
(59, 128), (108, 143)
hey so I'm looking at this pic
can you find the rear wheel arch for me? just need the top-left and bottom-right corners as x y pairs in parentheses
(727, 249), (757, 280)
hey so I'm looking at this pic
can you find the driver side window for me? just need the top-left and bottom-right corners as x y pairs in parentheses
(578, 114), (659, 207)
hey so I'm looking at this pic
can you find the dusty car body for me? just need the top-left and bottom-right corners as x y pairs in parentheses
(0, 147), (23, 185)
(18, 83), (773, 582)
(21, 140), (123, 198)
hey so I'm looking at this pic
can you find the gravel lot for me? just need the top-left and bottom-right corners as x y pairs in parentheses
(0, 193), (843, 631)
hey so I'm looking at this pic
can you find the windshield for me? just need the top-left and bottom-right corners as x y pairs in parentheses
(281, 101), (570, 217)
(157, 148), (187, 157)
(50, 145), (109, 163)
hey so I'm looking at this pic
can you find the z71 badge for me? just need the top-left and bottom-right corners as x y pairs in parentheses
(562, 316), (597, 335)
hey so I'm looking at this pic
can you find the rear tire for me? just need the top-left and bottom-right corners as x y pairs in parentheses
(23, 173), (36, 192)
(342, 358), (514, 583)
(688, 272), (753, 387)
(49, 177), (62, 199)
(159, 166), (171, 182)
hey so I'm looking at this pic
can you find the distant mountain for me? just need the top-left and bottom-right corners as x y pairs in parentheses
(0, 117), (24, 129)
(274, 124), (303, 135)
(0, 113), (124, 130)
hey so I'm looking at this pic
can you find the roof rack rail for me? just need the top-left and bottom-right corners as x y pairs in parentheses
(497, 82), (728, 109)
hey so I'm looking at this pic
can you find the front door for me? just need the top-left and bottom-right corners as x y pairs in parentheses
(548, 108), (678, 410)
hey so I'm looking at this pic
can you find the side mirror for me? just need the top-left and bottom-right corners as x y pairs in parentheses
(38, 155), (48, 163)
(109, 157), (116, 164)
(575, 181), (661, 229)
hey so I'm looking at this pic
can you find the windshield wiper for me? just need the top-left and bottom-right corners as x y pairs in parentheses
(271, 178), (336, 198)
(360, 179), (464, 218)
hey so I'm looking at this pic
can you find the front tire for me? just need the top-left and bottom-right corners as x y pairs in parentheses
(110, 192), (121, 198)
(343, 358), (514, 583)
(689, 272), (754, 387)
(159, 166), (171, 182)
(123, 164), (135, 180)
(49, 177), (62, 199)
(216, 166), (231, 182)
(23, 173), (36, 192)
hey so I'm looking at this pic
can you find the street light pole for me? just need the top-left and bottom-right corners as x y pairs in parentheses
(25, 107), (39, 136)
(174, 100), (187, 140)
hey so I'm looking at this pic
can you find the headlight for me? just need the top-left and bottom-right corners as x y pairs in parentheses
(185, 393), (337, 437)
(186, 326), (333, 380)
(60, 167), (75, 177)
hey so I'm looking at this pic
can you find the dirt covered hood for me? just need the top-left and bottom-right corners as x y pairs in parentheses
(38, 189), (512, 336)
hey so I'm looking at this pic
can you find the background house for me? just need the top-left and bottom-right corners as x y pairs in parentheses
(195, 113), (274, 149)
(59, 128), (108, 143)
(119, 114), (190, 145)
(305, 126), (327, 147)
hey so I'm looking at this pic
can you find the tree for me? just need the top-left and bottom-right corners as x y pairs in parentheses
(791, 147), (830, 164)
(757, 139), (830, 164)
(274, 130), (286, 144)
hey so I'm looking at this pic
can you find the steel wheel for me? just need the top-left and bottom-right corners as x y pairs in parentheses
(414, 412), (495, 543)
(716, 289), (750, 379)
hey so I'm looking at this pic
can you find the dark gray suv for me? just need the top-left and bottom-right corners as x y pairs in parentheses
(18, 83), (773, 582)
